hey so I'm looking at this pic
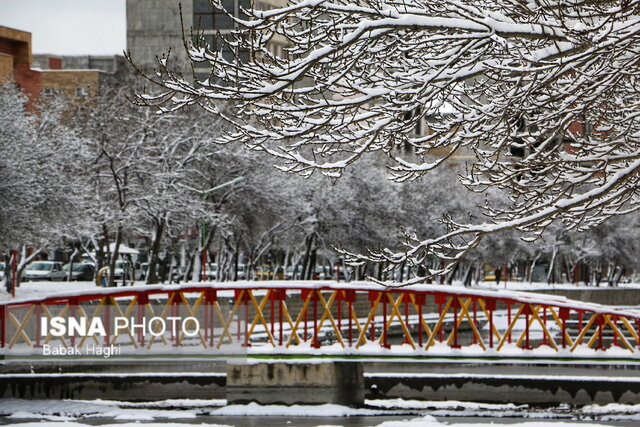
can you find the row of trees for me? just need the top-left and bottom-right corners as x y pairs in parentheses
(1, 82), (224, 288)
(139, 0), (640, 286)
(1, 77), (638, 293)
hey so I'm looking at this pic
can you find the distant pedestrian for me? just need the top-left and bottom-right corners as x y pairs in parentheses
(494, 267), (501, 285)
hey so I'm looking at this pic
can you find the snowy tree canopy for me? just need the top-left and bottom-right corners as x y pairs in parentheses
(135, 0), (640, 283)
(0, 85), (86, 249)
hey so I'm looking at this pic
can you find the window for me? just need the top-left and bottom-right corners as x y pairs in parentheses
(75, 87), (88, 98)
(193, 0), (214, 13)
(193, 0), (235, 30)
(43, 87), (55, 98)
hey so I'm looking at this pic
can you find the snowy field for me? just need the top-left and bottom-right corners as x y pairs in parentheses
(2, 398), (640, 426)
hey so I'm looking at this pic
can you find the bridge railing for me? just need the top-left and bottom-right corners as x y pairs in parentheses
(2, 282), (640, 358)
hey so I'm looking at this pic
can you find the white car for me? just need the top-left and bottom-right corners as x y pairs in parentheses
(23, 261), (66, 281)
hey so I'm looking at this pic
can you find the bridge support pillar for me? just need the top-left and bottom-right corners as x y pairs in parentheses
(226, 361), (364, 407)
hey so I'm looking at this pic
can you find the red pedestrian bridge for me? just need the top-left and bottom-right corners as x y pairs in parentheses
(2, 282), (640, 362)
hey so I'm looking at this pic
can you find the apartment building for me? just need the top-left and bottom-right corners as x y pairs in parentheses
(127, 0), (288, 77)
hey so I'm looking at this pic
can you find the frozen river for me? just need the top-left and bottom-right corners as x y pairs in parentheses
(1, 398), (640, 426)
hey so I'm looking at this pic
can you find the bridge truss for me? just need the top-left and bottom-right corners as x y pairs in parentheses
(2, 283), (640, 360)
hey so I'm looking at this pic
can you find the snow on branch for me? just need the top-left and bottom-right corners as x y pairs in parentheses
(132, 0), (640, 284)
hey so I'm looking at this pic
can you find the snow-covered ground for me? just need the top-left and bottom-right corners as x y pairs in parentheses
(3, 279), (640, 304)
(0, 279), (99, 303)
(475, 279), (640, 291)
(1, 398), (639, 425)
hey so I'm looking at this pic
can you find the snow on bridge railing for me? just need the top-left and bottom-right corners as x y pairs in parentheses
(2, 281), (640, 359)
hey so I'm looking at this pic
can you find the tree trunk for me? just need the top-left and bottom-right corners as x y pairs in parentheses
(300, 233), (314, 281)
(146, 218), (165, 284)
(15, 246), (43, 289)
(108, 226), (122, 287)
(446, 262), (459, 285)
(376, 262), (383, 281)
(2, 253), (9, 293)
(231, 249), (239, 281)
(595, 262), (603, 287)
(283, 249), (290, 280)
(191, 243), (202, 282)
(528, 253), (541, 283)
(473, 261), (482, 286)
(606, 262), (616, 287)
(306, 247), (317, 280)
(547, 246), (558, 285)
(67, 245), (80, 282)
(247, 259), (256, 281)
(612, 265), (624, 287)
(183, 251), (194, 284)
(462, 263), (473, 287)
(101, 223), (111, 272)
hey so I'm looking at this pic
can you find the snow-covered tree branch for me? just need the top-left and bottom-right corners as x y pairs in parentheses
(70, 83), (230, 285)
(133, 0), (640, 283)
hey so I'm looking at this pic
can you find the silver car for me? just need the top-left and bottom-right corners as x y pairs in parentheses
(23, 261), (66, 281)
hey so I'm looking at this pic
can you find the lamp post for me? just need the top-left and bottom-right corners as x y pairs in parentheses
(178, 177), (245, 282)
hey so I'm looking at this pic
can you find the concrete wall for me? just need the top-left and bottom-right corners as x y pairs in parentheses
(126, 0), (193, 70)
(0, 374), (225, 401)
(366, 374), (640, 405)
(4, 365), (639, 406)
(227, 362), (364, 406)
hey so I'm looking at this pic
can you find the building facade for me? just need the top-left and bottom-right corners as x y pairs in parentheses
(0, 25), (123, 109)
(126, 0), (288, 77)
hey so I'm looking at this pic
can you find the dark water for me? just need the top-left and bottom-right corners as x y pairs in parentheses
(1, 415), (637, 426)
(2, 412), (638, 426)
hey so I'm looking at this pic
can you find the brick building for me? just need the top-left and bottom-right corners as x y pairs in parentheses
(0, 25), (123, 109)
(0, 26), (40, 107)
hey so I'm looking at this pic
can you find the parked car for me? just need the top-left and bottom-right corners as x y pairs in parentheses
(205, 263), (219, 280)
(62, 263), (95, 281)
(23, 261), (66, 281)
(113, 261), (144, 281)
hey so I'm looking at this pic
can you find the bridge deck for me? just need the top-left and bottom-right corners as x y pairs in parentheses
(2, 282), (640, 361)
